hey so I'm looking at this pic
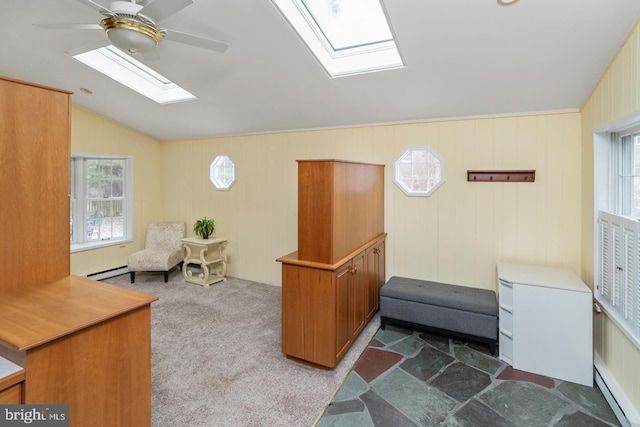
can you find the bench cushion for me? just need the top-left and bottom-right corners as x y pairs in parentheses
(380, 276), (497, 316)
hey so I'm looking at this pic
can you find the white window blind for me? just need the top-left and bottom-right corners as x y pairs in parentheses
(597, 210), (640, 349)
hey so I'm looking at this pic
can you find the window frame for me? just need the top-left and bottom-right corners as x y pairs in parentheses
(209, 155), (237, 191)
(594, 121), (640, 351)
(393, 145), (445, 197)
(70, 153), (134, 253)
(270, 0), (404, 77)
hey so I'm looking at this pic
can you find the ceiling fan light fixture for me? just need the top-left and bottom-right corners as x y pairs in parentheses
(100, 17), (163, 54)
(497, 0), (519, 5)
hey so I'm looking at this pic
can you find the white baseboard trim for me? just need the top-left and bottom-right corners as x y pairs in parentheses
(84, 266), (129, 281)
(594, 352), (640, 427)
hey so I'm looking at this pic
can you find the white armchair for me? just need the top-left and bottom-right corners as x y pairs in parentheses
(128, 222), (186, 283)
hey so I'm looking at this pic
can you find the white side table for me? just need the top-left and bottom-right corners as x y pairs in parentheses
(182, 237), (228, 287)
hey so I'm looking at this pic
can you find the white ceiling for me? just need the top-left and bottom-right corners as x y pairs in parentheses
(3, 0), (640, 141)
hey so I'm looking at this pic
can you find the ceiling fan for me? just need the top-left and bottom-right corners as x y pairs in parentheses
(38, 0), (228, 57)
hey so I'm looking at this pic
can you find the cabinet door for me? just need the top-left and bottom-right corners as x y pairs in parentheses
(0, 383), (22, 404)
(0, 78), (71, 291)
(365, 246), (378, 319)
(350, 252), (366, 337)
(376, 239), (386, 290)
(336, 264), (351, 360)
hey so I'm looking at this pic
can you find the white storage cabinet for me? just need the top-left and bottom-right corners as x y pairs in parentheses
(497, 262), (593, 386)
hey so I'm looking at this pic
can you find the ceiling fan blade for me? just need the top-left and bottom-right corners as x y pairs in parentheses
(138, 0), (193, 24)
(162, 29), (228, 53)
(76, 0), (114, 15)
(35, 23), (103, 30)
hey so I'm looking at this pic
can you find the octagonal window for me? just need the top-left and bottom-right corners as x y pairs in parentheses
(393, 146), (444, 196)
(210, 155), (236, 191)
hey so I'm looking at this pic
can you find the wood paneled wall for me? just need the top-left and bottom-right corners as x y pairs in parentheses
(161, 111), (581, 291)
(581, 19), (640, 416)
(69, 107), (164, 276)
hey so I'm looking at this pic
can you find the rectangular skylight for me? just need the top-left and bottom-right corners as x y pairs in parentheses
(72, 45), (196, 104)
(272, 0), (404, 77)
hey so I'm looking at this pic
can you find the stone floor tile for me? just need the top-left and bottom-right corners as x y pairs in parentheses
(419, 332), (451, 353)
(466, 340), (497, 356)
(557, 382), (620, 426)
(354, 348), (404, 383)
(323, 399), (366, 416)
(478, 381), (570, 426)
(447, 398), (515, 427)
(360, 389), (419, 427)
(388, 334), (427, 357)
(496, 366), (555, 388)
(315, 411), (374, 427)
(373, 367), (457, 426)
(317, 332), (620, 427)
(453, 345), (506, 375)
(375, 326), (413, 345)
(555, 410), (616, 427)
(400, 345), (455, 382)
(430, 362), (492, 402)
(332, 372), (368, 402)
(369, 338), (385, 348)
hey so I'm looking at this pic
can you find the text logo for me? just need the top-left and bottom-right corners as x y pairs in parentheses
(0, 405), (69, 427)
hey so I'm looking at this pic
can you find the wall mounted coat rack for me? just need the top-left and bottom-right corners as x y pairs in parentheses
(467, 170), (535, 182)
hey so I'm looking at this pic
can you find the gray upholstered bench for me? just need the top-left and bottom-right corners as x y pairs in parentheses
(380, 276), (498, 354)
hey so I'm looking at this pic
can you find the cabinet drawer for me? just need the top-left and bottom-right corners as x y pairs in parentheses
(499, 280), (513, 306)
(499, 329), (513, 364)
(0, 383), (22, 404)
(499, 306), (513, 334)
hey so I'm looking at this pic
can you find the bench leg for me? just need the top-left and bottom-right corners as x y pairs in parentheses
(380, 317), (388, 330)
(488, 340), (497, 356)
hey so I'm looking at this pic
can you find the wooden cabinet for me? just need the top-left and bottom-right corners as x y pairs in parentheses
(0, 357), (24, 404)
(279, 159), (385, 368)
(297, 160), (384, 264)
(0, 76), (71, 292)
(279, 237), (385, 368)
(0, 76), (156, 426)
(0, 276), (157, 426)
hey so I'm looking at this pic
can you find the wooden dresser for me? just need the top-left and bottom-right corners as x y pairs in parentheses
(278, 160), (385, 368)
(0, 76), (157, 426)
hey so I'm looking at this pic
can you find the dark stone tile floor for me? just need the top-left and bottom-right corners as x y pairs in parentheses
(316, 326), (620, 427)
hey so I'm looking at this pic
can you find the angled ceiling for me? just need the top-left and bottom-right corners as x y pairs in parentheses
(3, 0), (640, 141)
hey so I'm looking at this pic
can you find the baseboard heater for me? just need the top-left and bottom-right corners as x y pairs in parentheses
(84, 266), (129, 281)
(594, 353), (640, 427)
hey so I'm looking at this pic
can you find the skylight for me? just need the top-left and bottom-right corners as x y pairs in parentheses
(272, 0), (404, 77)
(72, 45), (196, 104)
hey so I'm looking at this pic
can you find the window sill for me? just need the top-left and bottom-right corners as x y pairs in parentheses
(71, 238), (132, 254)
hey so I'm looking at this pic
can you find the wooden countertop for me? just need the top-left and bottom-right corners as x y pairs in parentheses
(0, 275), (158, 351)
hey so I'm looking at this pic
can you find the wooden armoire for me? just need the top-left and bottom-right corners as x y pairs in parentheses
(0, 76), (156, 426)
(277, 160), (386, 368)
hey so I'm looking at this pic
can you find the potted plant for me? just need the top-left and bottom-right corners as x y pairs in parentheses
(193, 216), (216, 239)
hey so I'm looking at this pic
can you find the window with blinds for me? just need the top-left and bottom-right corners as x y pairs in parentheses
(597, 210), (640, 349)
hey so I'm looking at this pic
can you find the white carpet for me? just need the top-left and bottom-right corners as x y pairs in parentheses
(102, 270), (379, 427)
